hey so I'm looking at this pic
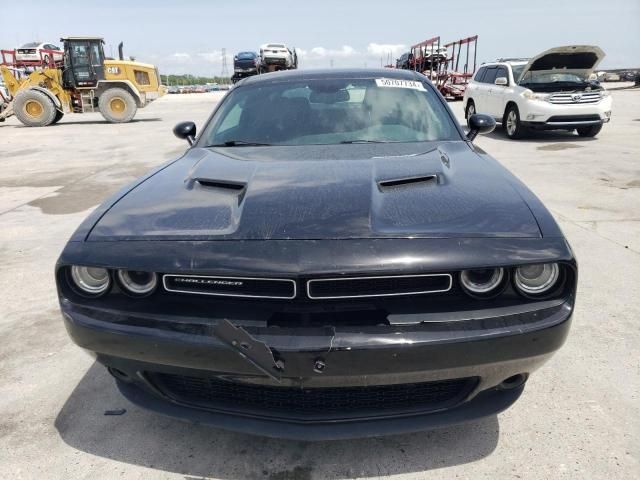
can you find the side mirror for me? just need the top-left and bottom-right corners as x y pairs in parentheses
(466, 114), (496, 142)
(173, 121), (196, 145)
(494, 77), (508, 86)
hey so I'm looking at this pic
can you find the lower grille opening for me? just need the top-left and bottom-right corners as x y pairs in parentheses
(547, 114), (601, 122)
(267, 309), (389, 327)
(149, 373), (478, 420)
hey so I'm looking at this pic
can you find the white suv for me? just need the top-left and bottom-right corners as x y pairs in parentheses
(463, 46), (612, 139)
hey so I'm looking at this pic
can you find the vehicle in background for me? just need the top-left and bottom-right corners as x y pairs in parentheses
(1, 37), (164, 126)
(232, 51), (260, 83)
(438, 73), (468, 100)
(167, 86), (179, 94)
(194, 85), (206, 93)
(206, 83), (220, 91)
(463, 45), (611, 139)
(621, 71), (636, 81)
(15, 42), (63, 65)
(259, 43), (295, 70)
(604, 72), (620, 82)
(396, 52), (412, 69)
(219, 83), (231, 90)
(423, 45), (448, 64)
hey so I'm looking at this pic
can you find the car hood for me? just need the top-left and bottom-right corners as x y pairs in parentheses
(88, 142), (541, 241)
(518, 45), (605, 81)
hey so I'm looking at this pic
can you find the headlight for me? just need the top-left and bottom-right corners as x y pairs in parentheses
(522, 90), (550, 101)
(70, 266), (111, 296)
(460, 268), (505, 297)
(514, 263), (560, 295)
(116, 270), (158, 296)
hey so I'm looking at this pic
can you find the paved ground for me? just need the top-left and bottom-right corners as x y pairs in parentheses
(1, 87), (638, 479)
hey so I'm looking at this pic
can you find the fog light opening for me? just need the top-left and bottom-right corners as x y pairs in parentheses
(108, 367), (131, 382)
(499, 374), (527, 390)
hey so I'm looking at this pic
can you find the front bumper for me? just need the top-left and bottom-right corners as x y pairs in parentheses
(61, 297), (573, 439)
(519, 96), (612, 129)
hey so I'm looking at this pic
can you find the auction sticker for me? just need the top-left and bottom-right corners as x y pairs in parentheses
(375, 78), (426, 91)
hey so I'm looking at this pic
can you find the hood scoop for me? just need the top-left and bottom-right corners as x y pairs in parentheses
(193, 178), (246, 191)
(378, 174), (438, 191)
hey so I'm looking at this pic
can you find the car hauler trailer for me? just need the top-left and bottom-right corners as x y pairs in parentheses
(436, 35), (478, 100)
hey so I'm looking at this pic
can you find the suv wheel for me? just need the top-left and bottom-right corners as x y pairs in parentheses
(465, 101), (475, 128)
(504, 104), (525, 139)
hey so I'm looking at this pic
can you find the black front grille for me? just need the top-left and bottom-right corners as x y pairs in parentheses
(151, 373), (476, 419)
(547, 115), (601, 123)
(307, 274), (452, 299)
(163, 275), (295, 299)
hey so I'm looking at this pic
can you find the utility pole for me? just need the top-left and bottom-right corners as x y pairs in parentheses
(220, 48), (229, 81)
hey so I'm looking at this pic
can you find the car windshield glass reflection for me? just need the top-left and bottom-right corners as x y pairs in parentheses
(201, 78), (460, 147)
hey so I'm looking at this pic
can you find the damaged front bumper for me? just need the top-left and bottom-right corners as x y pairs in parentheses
(61, 297), (573, 440)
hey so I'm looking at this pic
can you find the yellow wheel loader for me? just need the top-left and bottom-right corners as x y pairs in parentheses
(0, 37), (164, 127)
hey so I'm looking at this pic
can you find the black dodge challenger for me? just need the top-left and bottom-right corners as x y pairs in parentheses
(56, 68), (576, 440)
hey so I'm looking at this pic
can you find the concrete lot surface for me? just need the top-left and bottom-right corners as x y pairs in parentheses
(1, 88), (638, 479)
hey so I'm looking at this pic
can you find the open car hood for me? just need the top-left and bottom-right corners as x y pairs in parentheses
(518, 45), (605, 82)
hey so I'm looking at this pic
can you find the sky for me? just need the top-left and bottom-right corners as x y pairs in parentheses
(2, 0), (639, 76)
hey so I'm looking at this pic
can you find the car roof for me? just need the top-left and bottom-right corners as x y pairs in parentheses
(240, 68), (422, 86)
(480, 60), (528, 68)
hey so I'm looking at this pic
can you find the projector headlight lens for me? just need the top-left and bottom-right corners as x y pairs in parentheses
(70, 266), (110, 296)
(117, 270), (158, 296)
(460, 268), (505, 296)
(514, 263), (560, 295)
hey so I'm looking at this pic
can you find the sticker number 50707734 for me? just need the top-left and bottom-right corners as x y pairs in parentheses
(375, 78), (426, 91)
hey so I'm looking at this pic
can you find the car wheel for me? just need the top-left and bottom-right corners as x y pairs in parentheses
(465, 101), (475, 128)
(576, 124), (603, 137)
(13, 89), (57, 127)
(98, 88), (137, 123)
(504, 104), (525, 139)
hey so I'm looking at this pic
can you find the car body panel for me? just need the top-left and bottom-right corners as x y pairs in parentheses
(87, 142), (541, 241)
(518, 45), (605, 82)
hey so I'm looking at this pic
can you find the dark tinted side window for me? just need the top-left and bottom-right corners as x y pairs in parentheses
(473, 67), (486, 82)
(482, 67), (498, 84)
(495, 66), (509, 83)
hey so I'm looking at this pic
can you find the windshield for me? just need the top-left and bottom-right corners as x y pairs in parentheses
(510, 64), (527, 83)
(20, 42), (40, 48)
(199, 78), (460, 146)
(237, 52), (255, 59)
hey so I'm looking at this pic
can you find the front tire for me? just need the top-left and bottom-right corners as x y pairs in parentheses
(98, 88), (137, 123)
(13, 89), (57, 127)
(465, 100), (475, 128)
(504, 104), (525, 139)
(576, 124), (602, 137)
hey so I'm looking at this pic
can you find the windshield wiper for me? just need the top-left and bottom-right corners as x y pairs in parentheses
(339, 139), (389, 144)
(208, 140), (272, 147)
